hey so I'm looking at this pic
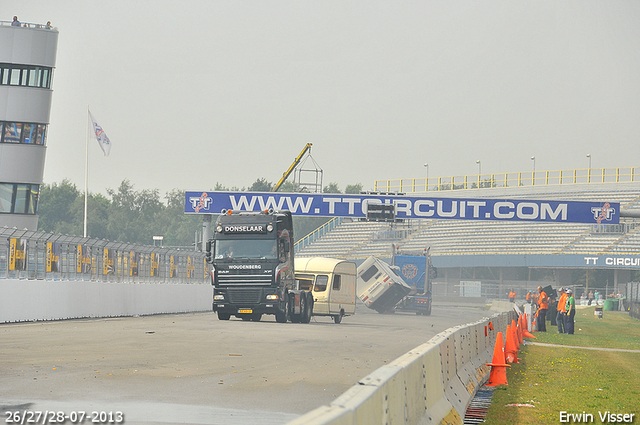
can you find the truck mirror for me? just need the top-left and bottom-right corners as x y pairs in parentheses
(283, 240), (290, 253)
(205, 240), (212, 262)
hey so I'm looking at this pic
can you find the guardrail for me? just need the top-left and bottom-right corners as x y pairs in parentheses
(375, 167), (640, 193)
(287, 309), (516, 425)
(0, 227), (208, 284)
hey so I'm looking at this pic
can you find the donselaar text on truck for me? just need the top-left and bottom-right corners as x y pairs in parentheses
(205, 209), (314, 323)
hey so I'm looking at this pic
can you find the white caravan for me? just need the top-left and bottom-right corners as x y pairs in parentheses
(295, 257), (357, 324)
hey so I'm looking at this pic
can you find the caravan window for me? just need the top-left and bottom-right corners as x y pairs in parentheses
(314, 275), (328, 292)
(332, 275), (341, 291)
(361, 265), (378, 282)
(296, 274), (314, 291)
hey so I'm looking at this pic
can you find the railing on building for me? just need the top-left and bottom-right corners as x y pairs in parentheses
(0, 20), (57, 30)
(0, 227), (208, 284)
(294, 217), (344, 253)
(375, 167), (640, 193)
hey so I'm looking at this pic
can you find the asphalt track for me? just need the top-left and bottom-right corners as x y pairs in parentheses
(0, 305), (490, 425)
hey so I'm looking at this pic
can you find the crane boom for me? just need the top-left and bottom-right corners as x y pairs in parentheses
(272, 143), (313, 192)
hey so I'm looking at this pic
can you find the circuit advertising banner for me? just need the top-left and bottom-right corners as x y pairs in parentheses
(184, 191), (619, 224)
(150, 253), (160, 277)
(103, 248), (115, 275)
(129, 251), (139, 276)
(76, 245), (92, 274)
(9, 238), (27, 271)
(46, 242), (61, 272)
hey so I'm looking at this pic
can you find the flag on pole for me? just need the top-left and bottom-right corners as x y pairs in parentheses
(88, 111), (112, 156)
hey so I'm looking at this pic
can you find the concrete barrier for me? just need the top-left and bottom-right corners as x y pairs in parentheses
(0, 279), (213, 323)
(286, 311), (513, 425)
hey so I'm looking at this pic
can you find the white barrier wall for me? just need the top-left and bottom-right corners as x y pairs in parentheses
(287, 311), (515, 425)
(0, 279), (213, 323)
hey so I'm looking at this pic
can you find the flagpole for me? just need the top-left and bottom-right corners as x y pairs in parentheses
(84, 106), (89, 237)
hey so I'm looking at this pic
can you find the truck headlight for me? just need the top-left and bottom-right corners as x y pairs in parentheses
(265, 294), (279, 300)
(214, 295), (225, 301)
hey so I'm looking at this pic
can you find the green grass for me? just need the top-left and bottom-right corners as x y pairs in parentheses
(484, 309), (640, 424)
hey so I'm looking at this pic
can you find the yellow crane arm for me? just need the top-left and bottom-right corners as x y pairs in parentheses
(272, 143), (313, 192)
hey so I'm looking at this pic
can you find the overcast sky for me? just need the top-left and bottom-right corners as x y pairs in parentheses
(7, 1), (640, 196)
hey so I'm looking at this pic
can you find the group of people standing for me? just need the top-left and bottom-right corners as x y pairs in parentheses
(10, 16), (52, 29)
(527, 286), (575, 334)
(554, 287), (575, 334)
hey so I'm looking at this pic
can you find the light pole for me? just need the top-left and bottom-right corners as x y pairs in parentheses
(531, 156), (536, 185)
(424, 163), (429, 191)
(587, 154), (591, 182)
(476, 160), (481, 175)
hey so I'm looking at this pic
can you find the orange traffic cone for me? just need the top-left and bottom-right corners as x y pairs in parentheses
(504, 324), (519, 363)
(516, 317), (524, 345)
(522, 313), (536, 338)
(486, 331), (510, 386)
(523, 327), (536, 338)
(511, 319), (520, 350)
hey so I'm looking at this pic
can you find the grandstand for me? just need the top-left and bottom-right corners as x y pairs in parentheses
(296, 181), (640, 258)
(295, 170), (640, 298)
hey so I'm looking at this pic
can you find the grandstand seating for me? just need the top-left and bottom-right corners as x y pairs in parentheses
(296, 182), (640, 259)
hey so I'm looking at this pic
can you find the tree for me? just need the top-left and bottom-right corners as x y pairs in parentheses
(293, 216), (332, 243)
(159, 189), (202, 248)
(38, 179), (81, 233)
(248, 178), (272, 192)
(323, 182), (341, 193)
(279, 181), (300, 192)
(345, 183), (363, 194)
(106, 180), (163, 244)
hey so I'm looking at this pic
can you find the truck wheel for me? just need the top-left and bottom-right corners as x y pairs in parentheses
(424, 302), (432, 316)
(291, 294), (304, 323)
(251, 313), (262, 322)
(333, 309), (343, 324)
(217, 311), (231, 321)
(275, 298), (288, 323)
(301, 293), (313, 324)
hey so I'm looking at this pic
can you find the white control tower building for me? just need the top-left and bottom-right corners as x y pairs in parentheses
(0, 19), (58, 230)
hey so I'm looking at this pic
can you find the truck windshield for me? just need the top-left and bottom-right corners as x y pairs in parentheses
(214, 239), (277, 260)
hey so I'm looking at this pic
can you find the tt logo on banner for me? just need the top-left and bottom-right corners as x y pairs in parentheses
(189, 193), (213, 212)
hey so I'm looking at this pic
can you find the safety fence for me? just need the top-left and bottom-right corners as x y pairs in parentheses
(375, 166), (640, 193)
(627, 282), (640, 320)
(287, 309), (516, 425)
(0, 227), (208, 284)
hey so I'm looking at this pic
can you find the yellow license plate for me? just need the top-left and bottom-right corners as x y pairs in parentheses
(238, 309), (253, 314)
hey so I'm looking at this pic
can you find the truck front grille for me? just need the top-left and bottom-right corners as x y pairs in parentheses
(216, 271), (273, 286)
(228, 288), (263, 304)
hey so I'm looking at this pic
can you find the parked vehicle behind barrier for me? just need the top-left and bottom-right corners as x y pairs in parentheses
(393, 249), (435, 316)
(295, 257), (356, 324)
(356, 256), (412, 313)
